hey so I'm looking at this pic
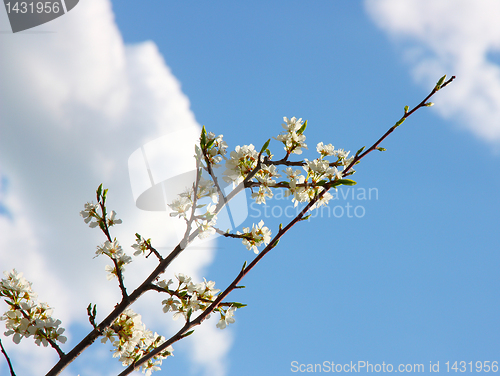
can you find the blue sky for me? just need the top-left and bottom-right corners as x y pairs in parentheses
(1, 1), (499, 375)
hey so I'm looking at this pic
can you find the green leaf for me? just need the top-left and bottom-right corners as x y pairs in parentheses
(272, 239), (280, 247)
(206, 138), (215, 150)
(376, 147), (386, 152)
(200, 126), (207, 149)
(241, 261), (247, 271)
(301, 214), (312, 221)
(230, 302), (247, 308)
(394, 118), (406, 128)
(260, 139), (271, 155)
(182, 330), (195, 338)
(297, 119), (307, 135)
(316, 180), (327, 186)
(355, 146), (365, 157)
(435, 74), (447, 90)
(337, 179), (357, 186)
(404, 105), (409, 113)
(329, 180), (343, 188)
(96, 184), (103, 198)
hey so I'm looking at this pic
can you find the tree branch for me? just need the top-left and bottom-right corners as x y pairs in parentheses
(0, 339), (16, 376)
(343, 75), (456, 175)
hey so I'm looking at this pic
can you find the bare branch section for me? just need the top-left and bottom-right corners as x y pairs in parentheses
(0, 339), (16, 376)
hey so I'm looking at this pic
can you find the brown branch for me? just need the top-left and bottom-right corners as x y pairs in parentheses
(202, 145), (228, 210)
(10, 303), (65, 358)
(144, 242), (163, 261)
(0, 339), (16, 376)
(343, 75), (456, 175)
(97, 195), (128, 300)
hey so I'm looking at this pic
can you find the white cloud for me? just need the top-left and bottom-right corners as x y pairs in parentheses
(0, 0), (231, 375)
(365, 0), (500, 143)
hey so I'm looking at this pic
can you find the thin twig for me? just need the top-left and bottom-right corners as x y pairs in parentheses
(0, 338), (16, 376)
(98, 195), (128, 300)
(343, 75), (456, 175)
(144, 242), (163, 261)
(10, 303), (65, 358)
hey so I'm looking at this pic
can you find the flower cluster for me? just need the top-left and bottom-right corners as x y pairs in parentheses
(80, 202), (99, 228)
(251, 163), (281, 204)
(223, 144), (260, 185)
(237, 220), (272, 254)
(316, 142), (355, 170)
(0, 269), (67, 347)
(95, 239), (132, 280)
(131, 233), (151, 256)
(216, 306), (236, 329)
(101, 309), (173, 375)
(168, 176), (219, 238)
(80, 202), (122, 229)
(281, 141), (356, 209)
(196, 131), (228, 167)
(196, 203), (217, 238)
(158, 274), (237, 330)
(274, 117), (308, 155)
(223, 144), (281, 204)
(284, 166), (310, 207)
(168, 177), (218, 217)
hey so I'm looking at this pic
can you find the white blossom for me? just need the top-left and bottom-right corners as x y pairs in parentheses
(0, 269), (67, 347)
(168, 196), (192, 218)
(274, 117), (308, 155)
(107, 210), (122, 226)
(223, 144), (259, 185)
(132, 234), (149, 256)
(237, 220), (272, 254)
(216, 306), (236, 329)
(103, 309), (173, 374)
(316, 142), (335, 157)
(251, 185), (273, 204)
(202, 132), (228, 167)
(80, 202), (100, 228)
